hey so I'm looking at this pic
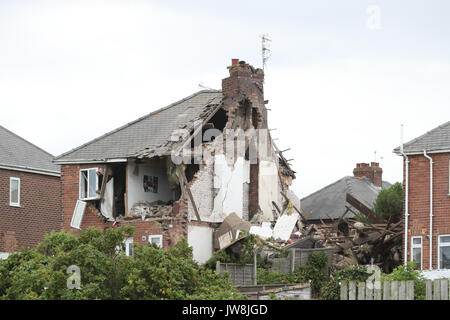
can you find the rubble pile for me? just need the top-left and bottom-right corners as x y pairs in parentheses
(306, 218), (403, 273)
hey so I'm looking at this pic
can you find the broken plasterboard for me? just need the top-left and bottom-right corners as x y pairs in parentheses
(71, 200), (87, 229)
(214, 212), (251, 249)
(272, 212), (299, 242)
(249, 222), (273, 240)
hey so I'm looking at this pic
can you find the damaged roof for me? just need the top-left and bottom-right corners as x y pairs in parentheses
(301, 176), (391, 221)
(393, 121), (450, 155)
(54, 90), (223, 163)
(0, 125), (60, 175)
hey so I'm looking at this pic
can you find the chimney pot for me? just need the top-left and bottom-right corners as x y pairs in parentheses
(232, 59), (239, 66)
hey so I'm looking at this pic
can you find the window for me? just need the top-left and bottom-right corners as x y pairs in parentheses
(438, 235), (450, 269)
(148, 235), (163, 248)
(411, 236), (422, 269)
(79, 168), (99, 200)
(9, 177), (20, 207)
(123, 237), (134, 256)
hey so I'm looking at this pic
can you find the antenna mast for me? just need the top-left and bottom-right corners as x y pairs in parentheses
(261, 34), (272, 72)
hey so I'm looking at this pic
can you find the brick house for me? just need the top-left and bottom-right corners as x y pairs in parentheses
(394, 121), (450, 270)
(53, 59), (297, 264)
(301, 162), (391, 224)
(0, 125), (61, 259)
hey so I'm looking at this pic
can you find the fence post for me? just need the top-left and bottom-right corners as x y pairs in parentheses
(406, 280), (414, 300)
(253, 252), (257, 285)
(358, 282), (366, 300)
(349, 281), (356, 300)
(441, 279), (448, 300)
(340, 280), (348, 300)
(365, 280), (373, 300)
(216, 261), (221, 273)
(434, 279), (441, 300)
(391, 281), (398, 300)
(383, 281), (390, 300)
(426, 280), (432, 300)
(290, 249), (295, 273)
(374, 279), (381, 300)
(399, 281), (406, 300)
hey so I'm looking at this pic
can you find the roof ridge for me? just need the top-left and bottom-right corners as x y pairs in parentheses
(394, 120), (450, 152)
(0, 124), (55, 158)
(53, 89), (222, 161)
(301, 176), (350, 201)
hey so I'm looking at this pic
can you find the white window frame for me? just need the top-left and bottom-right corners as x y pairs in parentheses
(438, 235), (450, 269)
(148, 235), (163, 248)
(79, 168), (99, 200)
(9, 177), (20, 207)
(124, 237), (134, 256)
(411, 236), (422, 270)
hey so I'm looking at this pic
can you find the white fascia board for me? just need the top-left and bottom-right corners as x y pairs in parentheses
(0, 164), (60, 177)
(53, 158), (128, 165)
(393, 149), (450, 156)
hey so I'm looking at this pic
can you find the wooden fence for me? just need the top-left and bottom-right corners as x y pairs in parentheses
(340, 279), (450, 300)
(216, 261), (257, 286)
(340, 280), (414, 300)
(270, 247), (333, 274)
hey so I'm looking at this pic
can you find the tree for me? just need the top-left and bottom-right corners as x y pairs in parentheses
(373, 182), (404, 222)
(0, 226), (244, 300)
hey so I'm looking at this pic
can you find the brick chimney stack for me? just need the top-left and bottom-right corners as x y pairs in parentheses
(353, 162), (383, 187)
(221, 59), (267, 130)
(222, 59), (264, 99)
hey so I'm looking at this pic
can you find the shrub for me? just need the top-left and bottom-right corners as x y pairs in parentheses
(382, 261), (426, 300)
(320, 266), (372, 300)
(0, 226), (244, 300)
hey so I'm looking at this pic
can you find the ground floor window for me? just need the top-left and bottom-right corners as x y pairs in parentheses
(149, 235), (163, 248)
(438, 235), (450, 269)
(411, 236), (422, 269)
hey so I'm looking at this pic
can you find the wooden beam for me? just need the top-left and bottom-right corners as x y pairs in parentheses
(176, 165), (201, 221)
(346, 193), (384, 223)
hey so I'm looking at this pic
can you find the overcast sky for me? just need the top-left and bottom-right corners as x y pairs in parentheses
(1, 0), (449, 198)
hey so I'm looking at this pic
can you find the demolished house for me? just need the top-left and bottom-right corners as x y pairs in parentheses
(300, 162), (403, 273)
(53, 59), (299, 264)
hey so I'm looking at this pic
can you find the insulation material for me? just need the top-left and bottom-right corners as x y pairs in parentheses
(272, 212), (299, 241)
(70, 200), (87, 229)
(249, 222), (273, 240)
(258, 160), (279, 221)
(100, 178), (114, 221)
(212, 154), (250, 221)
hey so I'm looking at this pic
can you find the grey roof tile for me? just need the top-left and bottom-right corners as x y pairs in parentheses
(301, 176), (391, 221)
(0, 125), (60, 174)
(54, 90), (223, 163)
(394, 121), (450, 154)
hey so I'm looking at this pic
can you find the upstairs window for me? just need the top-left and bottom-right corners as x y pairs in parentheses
(79, 168), (99, 200)
(411, 236), (422, 270)
(9, 177), (20, 207)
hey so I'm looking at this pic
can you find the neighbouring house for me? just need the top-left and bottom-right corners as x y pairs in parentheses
(394, 121), (450, 271)
(53, 59), (298, 264)
(0, 125), (61, 259)
(301, 162), (391, 224)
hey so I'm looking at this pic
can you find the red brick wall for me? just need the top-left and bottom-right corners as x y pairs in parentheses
(405, 153), (450, 269)
(60, 164), (189, 248)
(0, 169), (61, 252)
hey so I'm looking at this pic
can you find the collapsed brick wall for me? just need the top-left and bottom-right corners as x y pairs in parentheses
(405, 153), (450, 269)
(0, 169), (61, 252)
(60, 164), (189, 248)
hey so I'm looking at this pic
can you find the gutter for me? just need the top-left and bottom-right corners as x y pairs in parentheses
(424, 150), (434, 270)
